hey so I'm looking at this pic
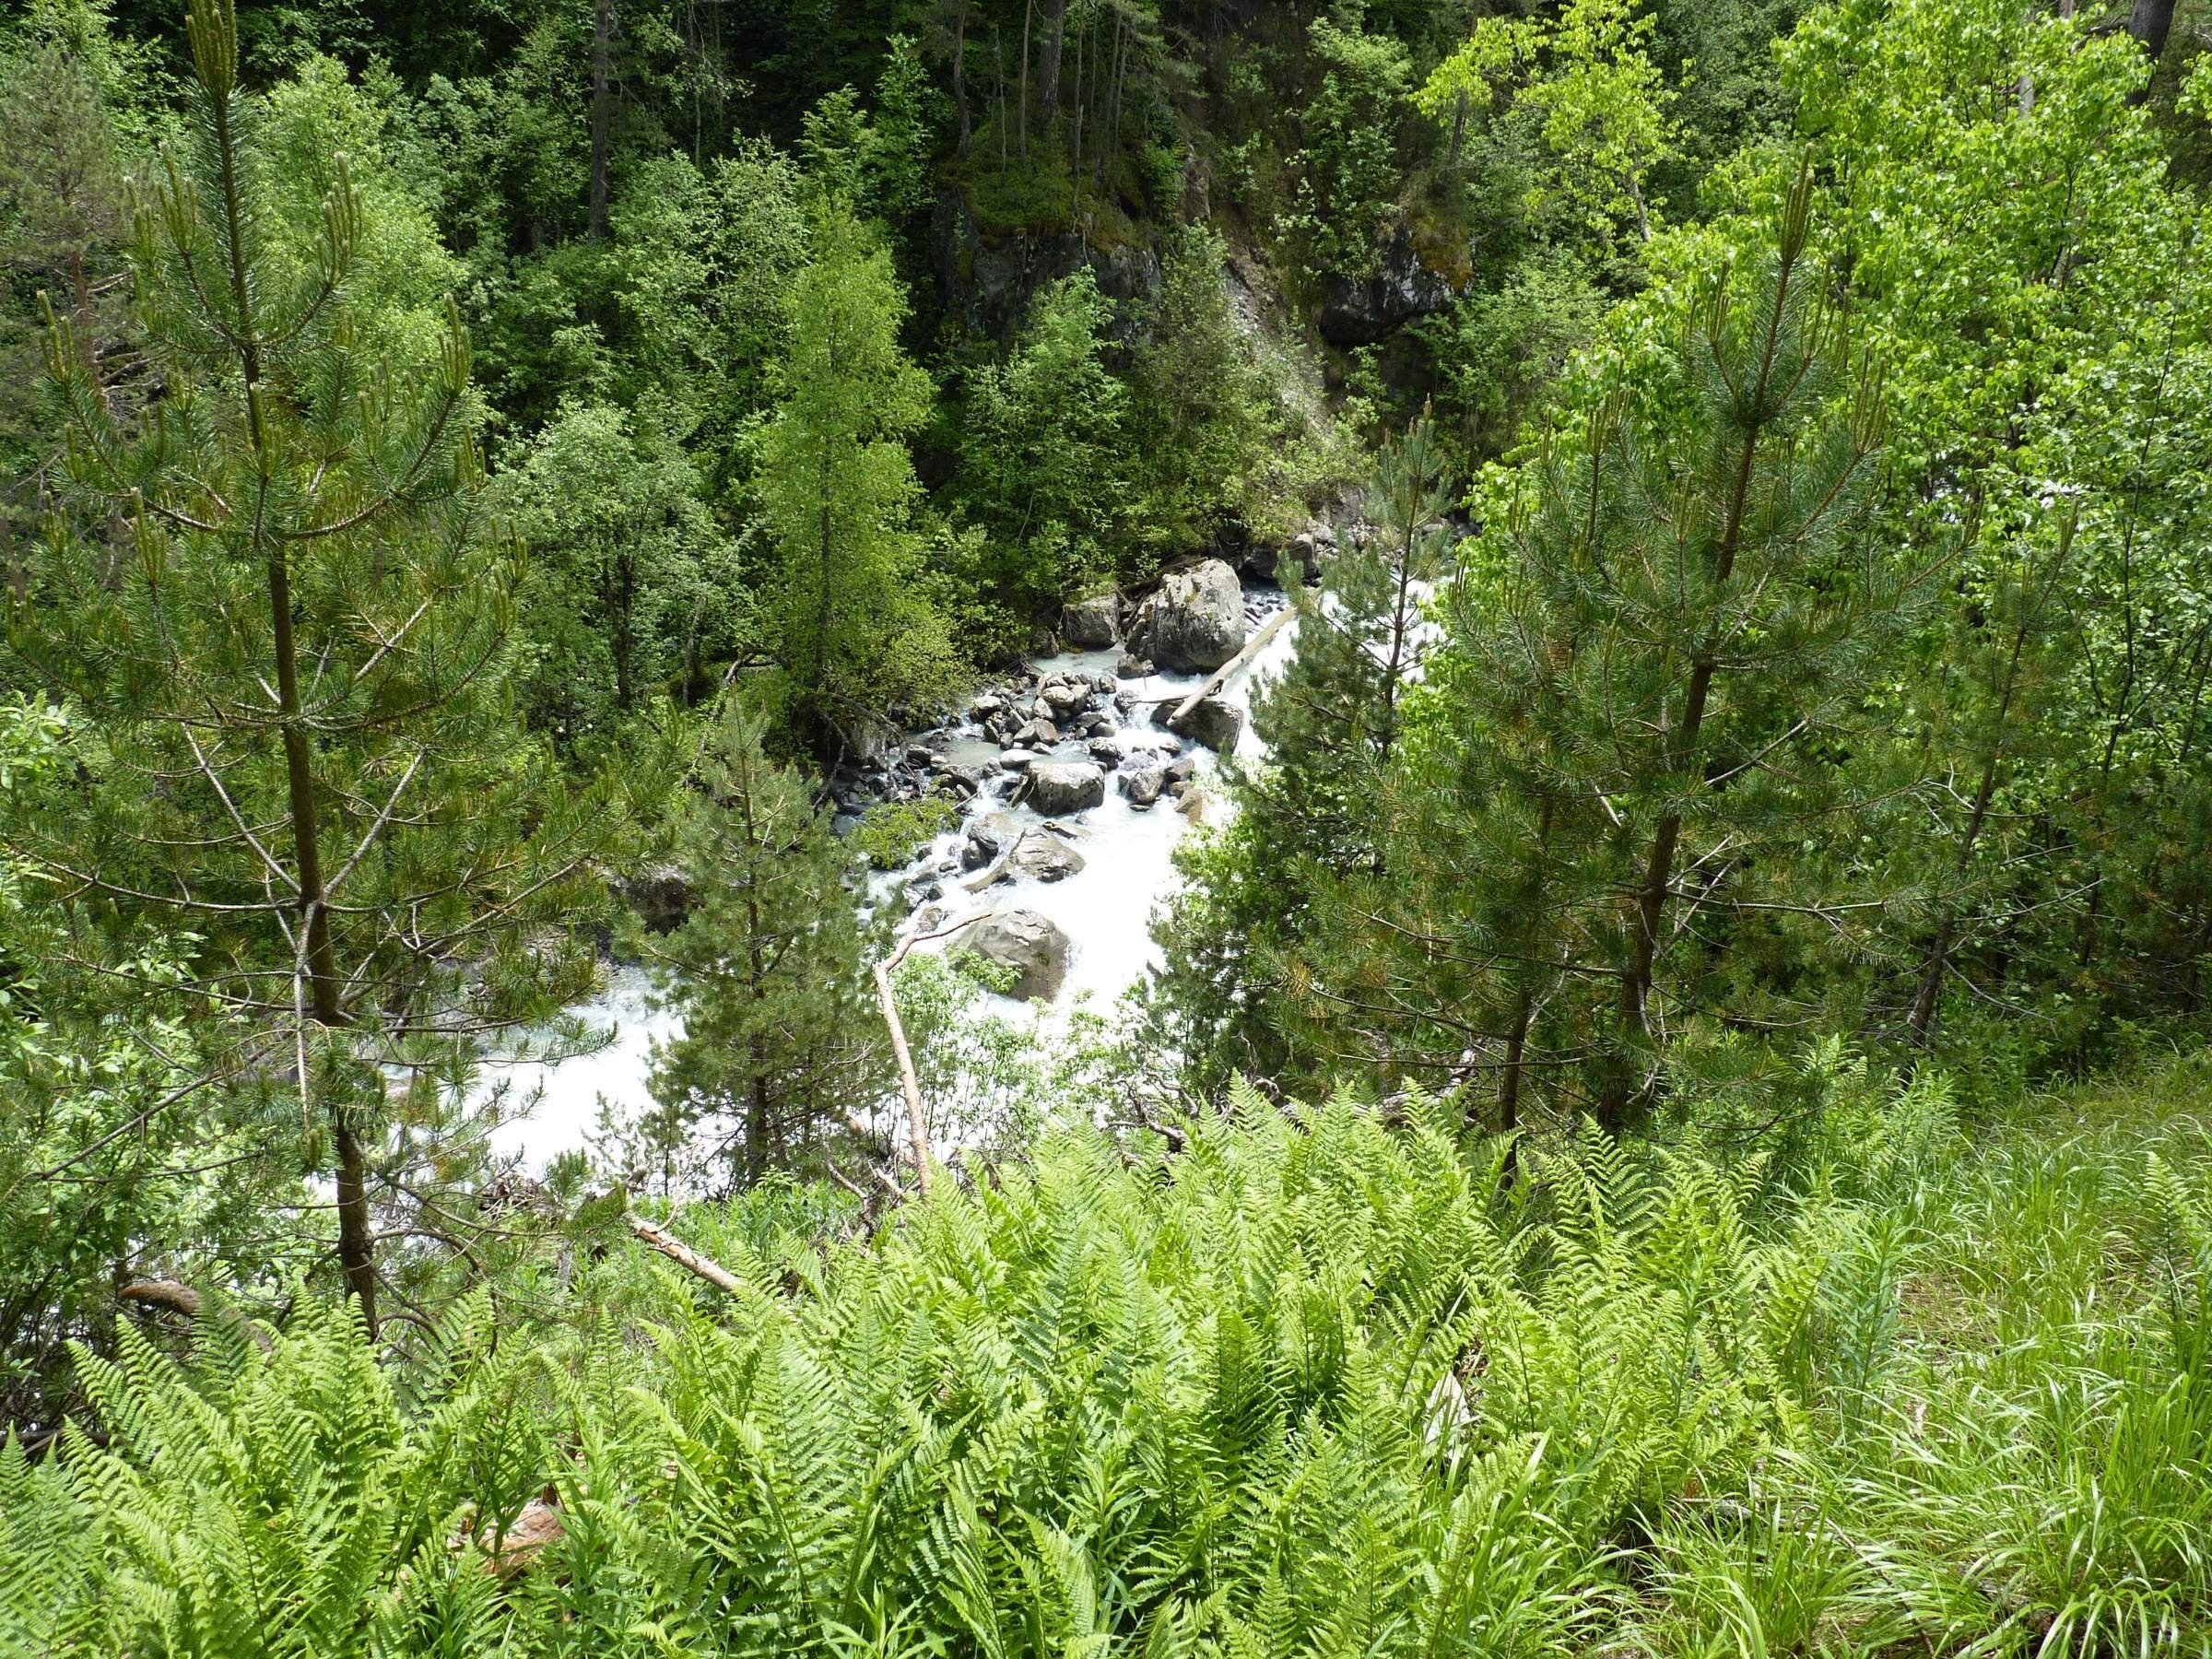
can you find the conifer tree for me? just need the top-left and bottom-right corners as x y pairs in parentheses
(4, 0), (624, 1331)
(759, 200), (957, 749)
(1149, 419), (1446, 1096)
(1279, 168), (1924, 1129)
(642, 699), (887, 1190)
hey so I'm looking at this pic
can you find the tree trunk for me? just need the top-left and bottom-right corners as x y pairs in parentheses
(334, 1112), (378, 1330)
(1018, 0), (1032, 161)
(613, 547), (635, 712)
(953, 3), (972, 159)
(2127, 0), (2175, 62)
(588, 0), (613, 241)
(1038, 0), (1068, 127)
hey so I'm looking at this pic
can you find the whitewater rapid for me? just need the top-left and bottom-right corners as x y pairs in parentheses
(484, 603), (1303, 1169)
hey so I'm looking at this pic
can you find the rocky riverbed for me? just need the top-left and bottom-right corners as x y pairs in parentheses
(487, 555), (1309, 1167)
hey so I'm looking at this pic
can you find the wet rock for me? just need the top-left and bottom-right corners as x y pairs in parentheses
(1115, 653), (1152, 679)
(1121, 767), (1166, 807)
(1154, 695), (1243, 753)
(997, 747), (1039, 770)
(961, 811), (1026, 869)
(1166, 754), (1202, 784)
(1132, 558), (1247, 672)
(971, 693), (1006, 720)
(1062, 594), (1121, 648)
(961, 909), (1072, 1001)
(620, 865), (691, 935)
(1027, 760), (1108, 815)
(904, 744), (934, 766)
(1088, 737), (1124, 764)
(1012, 717), (1060, 748)
(1007, 830), (1086, 883)
(1041, 681), (1088, 720)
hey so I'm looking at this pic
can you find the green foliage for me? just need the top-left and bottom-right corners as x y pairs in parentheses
(639, 699), (888, 1190)
(12, 1058), (2212, 1653)
(1286, 15), (1416, 288)
(851, 794), (961, 871)
(505, 398), (738, 741)
(759, 200), (961, 743)
(958, 266), (1133, 609)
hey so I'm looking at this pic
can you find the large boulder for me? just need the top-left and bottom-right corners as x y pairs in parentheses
(1061, 594), (1121, 649)
(962, 909), (1071, 1000)
(1120, 767), (1166, 808)
(1007, 830), (1086, 883)
(1026, 760), (1108, 815)
(1135, 559), (1247, 672)
(1154, 694), (1244, 753)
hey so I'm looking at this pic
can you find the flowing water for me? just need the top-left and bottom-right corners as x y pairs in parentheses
(484, 591), (1303, 1169)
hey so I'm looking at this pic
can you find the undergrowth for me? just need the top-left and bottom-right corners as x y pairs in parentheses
(6, 1058), (2210, 1656)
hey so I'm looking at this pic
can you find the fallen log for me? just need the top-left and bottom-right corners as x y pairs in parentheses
(623, 1213), (746, 1297)
(1162, 606), (1297, 728)
(874, 911), (994, 1193)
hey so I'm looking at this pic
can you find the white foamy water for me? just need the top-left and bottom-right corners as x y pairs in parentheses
(480, 591), (1305, 1170)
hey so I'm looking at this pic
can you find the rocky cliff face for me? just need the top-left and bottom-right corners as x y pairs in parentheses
(1317, 219), (1461, 346)
(931, 188), (1162, 341)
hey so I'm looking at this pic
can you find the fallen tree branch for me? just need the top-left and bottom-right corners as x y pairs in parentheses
(875, 911), (995, 1194)
(119, 1277), (202, 1317)
(623, 1212), (746, 1297)
(1163, 606), (1298, 727)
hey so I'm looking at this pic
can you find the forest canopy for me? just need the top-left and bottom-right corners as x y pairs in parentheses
(2, 0), (2210, 1649)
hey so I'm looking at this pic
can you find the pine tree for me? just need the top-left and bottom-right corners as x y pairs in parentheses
(1293, 167), (1924, 1130)
(1149, 419), (1446, 1096)
(641, 699), (887, 1190)
(3, 0), (626, 1331)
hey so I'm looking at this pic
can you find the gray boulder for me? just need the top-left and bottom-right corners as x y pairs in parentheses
(961, 811), (1027, 870)
(1120, 767), (1166, 807)
(1026, 760), (1108, 815)
(1115, 653), (1152, 679)
(1041, 680), (1089, 720)
(620, 865), (691, 935)
(1061, 594), (1121, 648)
(1135, 559), (1247, 672)
(1007, 830), (1086, 883)
(1154, 695), (1244, 753)
(1012, 717), (1060, 748)
(962, 909), (1072, 1001)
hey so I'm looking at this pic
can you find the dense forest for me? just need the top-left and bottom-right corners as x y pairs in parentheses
(4, 0), (2212, 1648)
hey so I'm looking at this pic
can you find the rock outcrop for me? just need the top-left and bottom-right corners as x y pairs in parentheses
(1154, 694), (1243, 753)
(1026, 760), (1108, 815)
(1131, 559), (1246, 672)
(1317, 221), (1459, 346)
(932, 189), (1161, 342)
(963, 909), (1072, 1000)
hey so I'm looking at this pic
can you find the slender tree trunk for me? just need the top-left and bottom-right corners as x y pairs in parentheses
(1908, 606), (2038, 1048)
(953, 2), (972, 159)
(1071, 4), (1086, 208)
(1039, 0), (1068, 128)
(1018, 0), (1032, 162)
(213, 73), (374, 1329)
(588, 0), (613, 241)
(1602, 220), (1803, 1132)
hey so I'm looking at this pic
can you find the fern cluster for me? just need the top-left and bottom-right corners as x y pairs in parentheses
(9, 1065), (2212, 1655)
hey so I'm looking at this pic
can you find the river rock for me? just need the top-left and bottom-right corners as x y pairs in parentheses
(620, 865), (691, 935)
(1166, 754), (1202, 784)
(962, 909), (1071, 1001)
(1062, 594), (1120, 648)
(1041, 681), (1088, 720)
(961, 811), (1026, 870)
(1134, 559), (1247, 672)
(1027, 760), (1107, 815)
(996, 747), (1038, 770)
(1121, 767), (1166, 807)
(1013, 717), (1059, 748)
(1115, 653), (1152, 679)
(1007, 830), (1086, 883)
(1153, 694), (1243, 753)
